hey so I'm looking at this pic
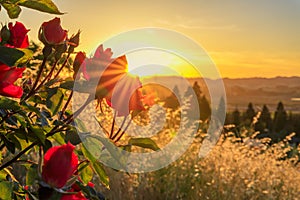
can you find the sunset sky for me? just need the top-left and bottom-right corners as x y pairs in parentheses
(1, 0), (300, 78)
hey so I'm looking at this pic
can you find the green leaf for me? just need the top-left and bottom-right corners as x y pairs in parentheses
(0, 97), (20, 110)
(15, 48), (33, 66)
(92, 161), (109, 188)
(0, 46), (25, 66)
(46, 87), (64, 116)
(1, 2), (21, 19)
(74, 118), (88, 133)
(0, 171), (7, 181)
(21, 102), (41, 117)
(81, 145), (109, 188)
(81, 144), (96, 162)
(128, 138), (160, 151)
(51, 132), (65, 145)
(60, 80), (74, 90)
(0, 181), (13, 200)
(84, 136), (128, 170)
(0, 133), (15, 154)
(65, 130), (82, 145)
(28, 125), (45, 144)
(26, 164), (38, 185)
(80, 165), (93, 185)
(17, 0), (63, 15)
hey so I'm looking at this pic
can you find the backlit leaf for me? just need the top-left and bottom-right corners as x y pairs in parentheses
(128, 138), (160, 151)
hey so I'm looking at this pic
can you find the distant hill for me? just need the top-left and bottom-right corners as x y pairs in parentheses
(141, 76), (300, 113)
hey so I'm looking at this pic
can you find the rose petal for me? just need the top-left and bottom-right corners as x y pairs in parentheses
(42, 142), (78, 188)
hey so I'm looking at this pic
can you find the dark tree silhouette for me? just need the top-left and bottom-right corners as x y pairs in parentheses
(164, 85), (180, 109)
(232, 108), (240, 126)
(216, 96), (226, 123)
(244, 102), (256, 126)
(273, 101), (287, 133)
(255, 104), (272, 134)
(199, 95), (211, 121)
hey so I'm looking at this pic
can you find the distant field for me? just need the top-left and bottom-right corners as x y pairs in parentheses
(142, 76), (300, 112)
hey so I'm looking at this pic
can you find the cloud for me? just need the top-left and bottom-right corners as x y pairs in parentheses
(156, 16), (240, 31)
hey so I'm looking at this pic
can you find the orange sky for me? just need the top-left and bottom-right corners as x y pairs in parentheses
(1, 0), (300, 78)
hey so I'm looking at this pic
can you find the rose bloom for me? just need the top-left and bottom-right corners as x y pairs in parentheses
(107, 73), (145, 116)
(0, 64), (25, 98)
(39, 17), (67, 45)
(74, 44), (148, 116)
(6, 21), (29, 48)
(0, 21), (28, 98)
(42, 142), (78, 188)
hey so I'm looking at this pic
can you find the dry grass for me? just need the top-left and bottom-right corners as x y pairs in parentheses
(95, 128), (300, 200)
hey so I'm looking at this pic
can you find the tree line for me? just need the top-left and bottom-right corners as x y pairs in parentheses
(164, 81), (300, 144)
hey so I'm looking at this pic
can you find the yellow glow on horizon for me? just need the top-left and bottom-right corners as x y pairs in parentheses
(126, 50), (200, 77)
(126, 49), (201, 78)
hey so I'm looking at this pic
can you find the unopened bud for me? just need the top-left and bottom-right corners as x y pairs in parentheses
(1, 25), (11, 43)
(68, 30), (80, 53)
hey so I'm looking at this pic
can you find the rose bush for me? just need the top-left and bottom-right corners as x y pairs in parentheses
(0, 2), (158, 199)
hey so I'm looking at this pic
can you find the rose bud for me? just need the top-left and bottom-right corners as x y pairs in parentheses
(42, 142), (78, 188)
(68, 30), (81, 53)
(73, 51), (86, 80)
(39, 18), (67, 46)
(0, 25), (11, 43)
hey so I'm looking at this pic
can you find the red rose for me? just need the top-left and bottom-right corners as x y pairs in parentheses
(39, 18), (67, 45)
(84, 44), (113, 81)
(7, 22), (29, 48)
(0, 64), (25, 98)
(78, 45), (114, 99)
(107, 74), (146, 116)
(98, 54), (127, 97)
(73, 52), (87, 80)
(42, 142), (78, 188)
(79, 45), (148, 115)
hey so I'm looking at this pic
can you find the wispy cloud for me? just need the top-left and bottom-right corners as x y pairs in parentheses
(156, 16), (240, 31)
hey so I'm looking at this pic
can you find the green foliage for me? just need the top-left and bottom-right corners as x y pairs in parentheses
(0, 46), (24, 66)
(46, 87), (64, 116)
(26, 164), (38, 185)
(128, 137), (160, 151)
(82, 145), (110, 188)
(0, 0), (62, 19)
(0, 181), (13, 200)
(80, 165), (93, 184)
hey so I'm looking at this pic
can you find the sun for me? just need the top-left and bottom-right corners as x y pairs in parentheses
(126, 49), (199, 78)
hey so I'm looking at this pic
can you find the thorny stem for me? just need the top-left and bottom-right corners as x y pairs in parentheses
(114, 119), (132, 143)
(34, 59), (59, 91)
(109, 110), (117, 139)
(0, 143), (35, 170)
(23, 56), (48, 101)
(110, 115), (127, 140)
(60, 90), (73, 120)
(52, 52), (71, 80)
(65, 94), (94, 124)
